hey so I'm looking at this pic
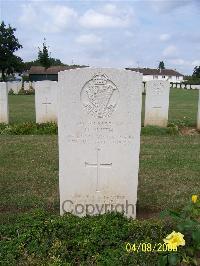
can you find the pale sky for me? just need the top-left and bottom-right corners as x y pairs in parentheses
(0, 0), (200, 75)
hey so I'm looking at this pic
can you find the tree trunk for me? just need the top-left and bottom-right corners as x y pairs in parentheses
(2, 69), (6, 82)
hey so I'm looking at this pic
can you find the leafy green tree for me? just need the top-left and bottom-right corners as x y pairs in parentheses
(38, 39), (51, 69)
(184, 75), (200, 85)
(49, 58), (65, 66)
(193, 66), (200, 78)
(22, 58), (66, 72)
(0, 21), (23, 81)
(158, 61), (165, 70)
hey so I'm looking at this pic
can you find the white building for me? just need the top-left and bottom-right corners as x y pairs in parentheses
(126, 68), (184, 83)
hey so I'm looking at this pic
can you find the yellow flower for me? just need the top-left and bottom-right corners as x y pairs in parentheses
(164, 231), (185, 248)
(192, 195), (198, 203)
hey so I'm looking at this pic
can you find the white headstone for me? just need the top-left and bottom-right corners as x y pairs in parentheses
(197, 91), (200, 130)
(58, 68), (142, 218)
(195, 85), (200, 90)
(7, 81), (22, 94)
(191, 84), (200, 90)
(24, 82), (30, 91)
(30, 81), (36, 90)
(186, 84), (191, 90)
(181, 83), (185, 89)
(0, 82), (9, 123)
(144, 80), (170, 127)
(35, 81), (58, 123)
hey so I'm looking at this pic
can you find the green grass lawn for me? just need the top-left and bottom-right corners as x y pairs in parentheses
(0, 135), (199, 224)
(8, 88), (199, 126)
(1, 90), (199, 265)
(168, 88), (199, 126)
(9, 95), (35, 123)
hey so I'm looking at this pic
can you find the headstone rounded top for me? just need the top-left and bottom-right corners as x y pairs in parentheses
(58, 67), (143, 77)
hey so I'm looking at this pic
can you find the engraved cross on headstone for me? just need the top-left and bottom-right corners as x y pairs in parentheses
(42, 97), (51, 114)
(85, 148), (112, 192)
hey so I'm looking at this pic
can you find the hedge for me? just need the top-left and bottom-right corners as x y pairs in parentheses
(0, 210), (172, 265)
(0, 122), (181, 136)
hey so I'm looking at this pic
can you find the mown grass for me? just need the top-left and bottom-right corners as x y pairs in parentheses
(168, 88), (199, 126)
(0, 136), (59, 216)
(9, 95), (35, 123)
(0, 135), (199, 225)
(139, 135), (200, 212)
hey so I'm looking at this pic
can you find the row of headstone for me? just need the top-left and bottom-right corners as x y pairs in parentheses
(1, 72), (200, 130)
(1, 69), (200, 219)
(171, 83), (200, 90)
(191, 84), (200, 90)
(2, 81), (35, 94)
(2, 76), (199, 129)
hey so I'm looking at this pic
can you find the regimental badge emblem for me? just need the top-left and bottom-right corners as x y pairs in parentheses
(80, 73), (120, 118)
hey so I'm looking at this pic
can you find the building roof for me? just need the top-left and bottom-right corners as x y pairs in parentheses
(29, 65), (88, 75)
(126, 68), (184, 76)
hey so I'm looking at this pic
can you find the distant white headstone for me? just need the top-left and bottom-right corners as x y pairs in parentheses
(197, 91), (200, 130)
(186, 84), (191, 90)
(195, 85), (200, 90)
(191, 85), (200, 90)
(31, 82), (36, 90)
(144, 80), (170, 127)
(35, 81), (58, 123)
(58, 68), (142, 218)
(7, 81), (22, 94)
(24, 82), (30, 91)
(181, 83), (185, 89)
(0, 82), (9, 123)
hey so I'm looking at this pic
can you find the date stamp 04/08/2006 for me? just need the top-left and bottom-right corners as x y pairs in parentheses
(125, 242), (178, 253)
